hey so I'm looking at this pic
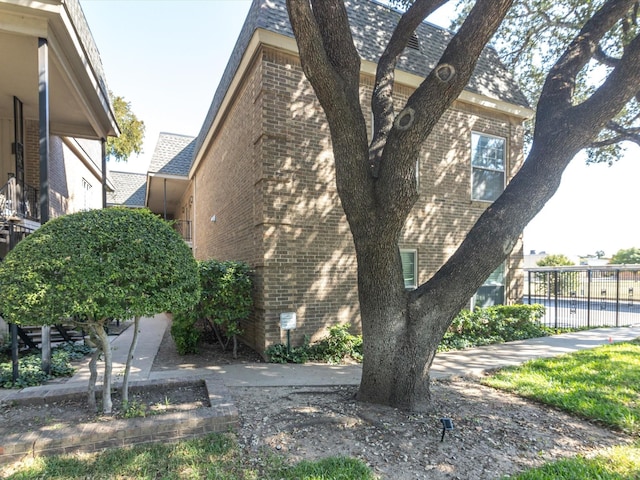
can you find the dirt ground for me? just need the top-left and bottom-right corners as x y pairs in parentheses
(151, 327), (631, 479)
(0, 326), (632, 479)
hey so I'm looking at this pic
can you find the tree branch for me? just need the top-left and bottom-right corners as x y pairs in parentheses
(309, 0), (361, 91)
(287, 0), (374, 228)
(590, 120), (640, 148)
(535, 0), (637, 136)
(412, 0), (640, 317)
(370, 0), (449, 177)
(571, 32), (640, 132)
(376, 0), (513, 225)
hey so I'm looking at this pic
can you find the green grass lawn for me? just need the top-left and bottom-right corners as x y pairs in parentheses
(484, 339), (640, 479)
(1, 433), (374, 480)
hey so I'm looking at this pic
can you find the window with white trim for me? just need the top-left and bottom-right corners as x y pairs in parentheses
(472, 263), (505, 309)
(471, 133), (505, 202)
(400, 249), (417, 290)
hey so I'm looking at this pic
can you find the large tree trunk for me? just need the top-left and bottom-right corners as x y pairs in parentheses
(355, 239), (464, 411)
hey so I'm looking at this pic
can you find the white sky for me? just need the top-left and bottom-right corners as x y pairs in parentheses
(80, 0), (639, 259)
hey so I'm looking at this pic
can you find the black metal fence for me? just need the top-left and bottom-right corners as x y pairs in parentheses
(525, 266), (640, 329)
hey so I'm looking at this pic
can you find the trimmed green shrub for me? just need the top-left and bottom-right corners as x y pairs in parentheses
(309, 324), (363, 363)
(0, 208), (200, 412)
(439, 304), (549, 351)
(171, 310), (200, 355)
(266, 324), (362, 364)
(197, 260), (252, 358)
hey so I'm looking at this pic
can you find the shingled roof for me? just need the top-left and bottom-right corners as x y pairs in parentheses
(149, 133), (196, 177)
(194, 0), (529, 160)
(107, 171), (146, 208)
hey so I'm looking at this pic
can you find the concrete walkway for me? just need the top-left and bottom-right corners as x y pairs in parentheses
(1, 317), (639, 403)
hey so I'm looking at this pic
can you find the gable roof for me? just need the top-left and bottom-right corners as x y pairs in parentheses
(149, 133), (196, 177)
(107, 171), (146, 207)
(193, 0), (530, 162)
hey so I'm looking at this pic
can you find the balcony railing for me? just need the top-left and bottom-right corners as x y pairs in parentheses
(0, 177), (39, 222)
(173, 220), (192, 242)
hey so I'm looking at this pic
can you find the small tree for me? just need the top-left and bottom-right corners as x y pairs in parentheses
(197, 260), (253, 359)
(107, 93), (145, 162)
(536, 254), (577, 297)
(536, 254), (575, 268)
(0, 208), (199, 413)
(610, 247), (640, 265)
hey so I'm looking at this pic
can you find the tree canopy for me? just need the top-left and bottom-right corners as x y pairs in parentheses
(537, 254), (575, 267)
(610, 247), (640, 264)
(0, 208), (198, 324)
(107, 93), (145, 162)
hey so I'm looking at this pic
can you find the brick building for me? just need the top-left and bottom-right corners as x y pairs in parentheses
(121, 0), (532, 354)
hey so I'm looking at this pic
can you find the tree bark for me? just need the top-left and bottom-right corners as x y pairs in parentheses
(121, 316), (140, 406)
(87, 331), (99, 413)
(92, 323), (113, 414)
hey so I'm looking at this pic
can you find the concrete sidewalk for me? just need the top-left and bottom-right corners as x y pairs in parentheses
(1, 317), (639, 403)
(149, 324), (640, 387)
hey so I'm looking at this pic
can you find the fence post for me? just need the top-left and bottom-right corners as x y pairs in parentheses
(587, 269), (591, 328)
(615, 269), (620, 327)
(11, 322), (19, 382)
(554, 270), (558, 329)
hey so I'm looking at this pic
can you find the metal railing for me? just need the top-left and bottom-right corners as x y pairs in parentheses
(526, 265), (640, 329)
(0, 177), (40, 222)
(172, 220), (192, 242)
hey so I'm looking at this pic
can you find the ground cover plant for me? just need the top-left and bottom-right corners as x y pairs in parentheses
(484, 339), (640, 434)
(0, 343), (91, 389)
(266, 305), (570, 363)
(0, 433), (374, 480)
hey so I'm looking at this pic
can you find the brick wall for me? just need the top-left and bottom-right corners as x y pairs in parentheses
(24, 122), (104, 219)
(192, 49), (265, 349)
(194, 45), (526, 354)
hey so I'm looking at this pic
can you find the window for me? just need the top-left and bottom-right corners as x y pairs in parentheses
(400, 249), (417, 290)
(471, 133), (505, 202)
(472, 263), (505, 309)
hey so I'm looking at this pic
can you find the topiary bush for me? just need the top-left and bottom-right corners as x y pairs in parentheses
(0, 208), (200, 412)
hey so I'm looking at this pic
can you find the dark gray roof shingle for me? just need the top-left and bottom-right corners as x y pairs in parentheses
(107, 171), (146, 207)
(149, 132), (196, 176)
(194, 0), (529, 160)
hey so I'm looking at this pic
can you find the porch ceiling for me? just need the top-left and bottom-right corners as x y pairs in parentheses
(146, 174), (189, 219)
(0, 1), (118, 139)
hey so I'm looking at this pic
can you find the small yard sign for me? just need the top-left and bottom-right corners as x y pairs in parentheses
(280, 312), (297, 330)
